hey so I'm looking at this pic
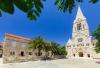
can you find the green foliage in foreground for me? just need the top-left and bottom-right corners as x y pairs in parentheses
(55, 0), (98, 13)
(93, 25), (100, 53)
(0, 0), (45, 20)
(0, 0), (99, 20)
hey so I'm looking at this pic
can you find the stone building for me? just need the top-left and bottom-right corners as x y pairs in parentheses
(3, 33), (52, 63)
(3, 33), (35, 63)
(66, 5), (100, 59)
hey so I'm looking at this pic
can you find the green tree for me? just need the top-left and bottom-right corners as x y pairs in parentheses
(0, 0), (99, 20)
(29, 37), (67, 60)
(55, 0), (98, 13)
(59, 46), (67, 55)
(50, 42), (67, 56)
(50, 42), (61, 55)
(29, 36), (53, 60)
(29, 36), (46, 56)
(93, 25), (100, 53)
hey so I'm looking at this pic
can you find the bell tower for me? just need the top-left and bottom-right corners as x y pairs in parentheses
(72, 4), (90, 38)
(66, 3), (94, 59)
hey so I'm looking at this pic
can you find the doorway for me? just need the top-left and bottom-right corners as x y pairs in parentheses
(21, 51), (24, 56)
(79, 52), (84, 57)
(0, 54), (2, 58)
(87, 54), (90, 58)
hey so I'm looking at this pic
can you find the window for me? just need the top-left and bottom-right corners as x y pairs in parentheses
(12, 42), (16, 46)
(93, 43), (95, 46)
(78, 38), (83, 42)
(87, 54), (90, 58)
(10, 51), (15, 55)
(22, 44), (26, 47)
(77, 44), (79, 47)
(0, 49), (2, 53)
(35, 52), (42, 56)
(73, 45), (75, 47)
(75, 27), (77, 31)
(21, 51), (24, 56)
(73, 54), (75, 57)
(77, 23), (81, 30)
(83, 25), (84, 29)
(0, 54), (2, 58)
(86, 43), (89, 46)
(81, 44), (84, 46)
(7, 43), (12, 46)
(29, 52), (32, 55)
(67, 45), (71, 48)
(7, 42), (16, 46)
(38, 52), (42, 56)
(35, 52), (38, 56)
(0, 46), (2, 48)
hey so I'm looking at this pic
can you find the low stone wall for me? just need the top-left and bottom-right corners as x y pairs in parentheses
(93, 53), (100, 58)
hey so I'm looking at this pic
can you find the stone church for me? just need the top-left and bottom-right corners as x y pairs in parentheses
(66, 5), (100, 59)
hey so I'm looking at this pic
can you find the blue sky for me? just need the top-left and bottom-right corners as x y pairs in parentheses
(0, 0), (100, 45)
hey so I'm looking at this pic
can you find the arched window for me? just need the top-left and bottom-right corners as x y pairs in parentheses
(77, 23), (81, 30)
(29, 52), (32, 55)
(75, 27), (76, 31)
(86, 43), (89, 46)
(73, 45), (75, 47)
(83, 24), (84, 29)
(10, 51), (15, 55)
(78, 38), (83, 42)
(0, 54), (2, 58)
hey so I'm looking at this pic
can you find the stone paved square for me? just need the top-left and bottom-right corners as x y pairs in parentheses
(0, 58), (100, 68)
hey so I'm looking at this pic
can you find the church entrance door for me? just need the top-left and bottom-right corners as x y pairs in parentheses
(79, 52), (84, 57)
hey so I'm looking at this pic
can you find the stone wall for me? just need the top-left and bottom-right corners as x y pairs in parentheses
(3, 34), (53, 63)
(3, 35), (36, 63)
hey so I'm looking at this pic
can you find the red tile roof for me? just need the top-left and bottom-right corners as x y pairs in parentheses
(5, 33), (32, 41)
(0, 43), (3, 46)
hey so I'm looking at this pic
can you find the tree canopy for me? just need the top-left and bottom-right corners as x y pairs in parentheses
(55, 0), (98, 13)
(93, 25), (100, 53)
(29, 36), (67, 59)
(0, 0), (99, 20)
(0, 0), (45, 20)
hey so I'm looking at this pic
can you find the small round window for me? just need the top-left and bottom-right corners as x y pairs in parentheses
(78, 38), (83, 42)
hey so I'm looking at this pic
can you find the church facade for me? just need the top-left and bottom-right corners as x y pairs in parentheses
(66, 5), (99, 59)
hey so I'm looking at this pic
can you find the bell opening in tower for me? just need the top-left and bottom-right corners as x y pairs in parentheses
(77, 23), (81, 30)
